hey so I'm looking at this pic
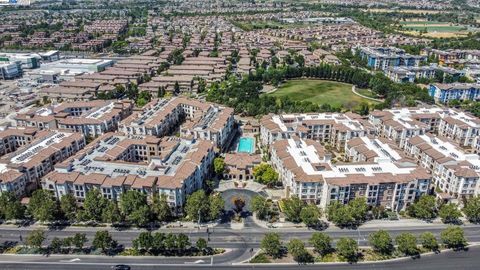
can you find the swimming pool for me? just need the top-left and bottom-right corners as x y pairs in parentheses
(237, 137), (255, 154)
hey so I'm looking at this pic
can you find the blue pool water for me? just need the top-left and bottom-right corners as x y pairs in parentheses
(237, 137), (255, 154)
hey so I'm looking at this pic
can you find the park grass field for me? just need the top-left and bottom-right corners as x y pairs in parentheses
(267, 79), (377, 108)
(399, 20), (473, 38)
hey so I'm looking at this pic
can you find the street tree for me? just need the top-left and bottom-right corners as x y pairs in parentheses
(463, 196), (480, 223)
(309, 232), (332, 257)
(250, 195), (271, 220)
(407, 195), (437, 220)
(348, 198), (368, 224)
(261, 233), (282, 258)
(83, 189), (108, 221)
(60, 193), (77, 221)
(120, 190), (151, 226)
(50, 237), (63, 253)
(420, 232), (439, 251)
(152, 232), (166, 251)
(26, 229), (46, 249)
(208, 194), (225, 221)
(287, 239), (311, 263)
(101, 200), (122, 224)
(164, 234), (177, 252)
(184, 190), (209, 222)
(369, 230), (393, 255)
(439, 203), (462, 224)
(441, 226), (467, 249)
(196, 238), (208, 253)
(72, 233), (87, 250)
(176, 233), (191, 252)
(92, 230), (117, 254)
(133, 232), (153, 252)
(326, 201), (354, 227)
(300, 204), (321, 227)
(152, 194), (172, 223)
(28, 190), (58, 222)
(283, 196), (304, 223)
(336, 237), (358, 262)
(395, 233), (418, 256)
(0, 192), (25, 220)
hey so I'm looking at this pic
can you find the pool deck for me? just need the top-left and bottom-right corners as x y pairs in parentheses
(235, 136), (256, 154)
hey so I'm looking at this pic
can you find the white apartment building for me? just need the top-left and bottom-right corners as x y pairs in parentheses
(0, 130), (85, 196)
(120, 97), (235, 151)
(261, 112), (375, 151)
(270, 138), (431, 211)
(42, 133), (215, 212)
(404, 134), (480, 200)
(16, 100), (133, 137)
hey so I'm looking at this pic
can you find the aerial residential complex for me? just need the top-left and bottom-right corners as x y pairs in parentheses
(0, 128), (85, 196)
(358, 47), (426, 71)
(429, 83), (480, 103)
(42, 133), (215, 211)
(120, 97), (235, 151)
(270, 137), (431, 211)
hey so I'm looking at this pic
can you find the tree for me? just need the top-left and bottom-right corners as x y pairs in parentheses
(0, 192), (25, 220)
(336, 237), (358, 262)
(439, 203), (462, 224)
(309, 232), (332, 257)
(28, 190), (58, 222)
(72, 233), (87, 250)
(287, 239), (309, 262)
(300, 204), (321, 227)
(283, 196), (305, 223)
(250, 195), (271, 220)
(60, 194), (77, 221)
(395, 233), (418, 256)
(83, 189), (108, 222)
(92, 230), (117, 254)
(50, 237), (63, 253)
(208, 194), (224, 221)
(152, 232), (166, 251)
(152, 194), (172, 223)
(176, 233), (190, 251)
(260, 233), (282, 258)
(26, 229), (46, 249)
(174, 81), (180, 94)
(184, 190), (209, 222)
(102, 201), (122, 224)
(463, 196), (480, 223)
(253, 163), (279, 187)
(120, 190), (151, 226)
(213, 157), (225, 176)
(369, 230), (393, 255)
(348, 198), (368, 224)
(133, 232), (153, 252)
(196, 238), (208, 252)
(326, 202), (354, 227)
(407, 195), (437, 220)
(420, 232), (439, 251)
(441, 226), (467, 249)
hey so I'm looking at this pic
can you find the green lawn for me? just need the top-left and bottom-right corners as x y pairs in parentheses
(267, 80), (378, 108)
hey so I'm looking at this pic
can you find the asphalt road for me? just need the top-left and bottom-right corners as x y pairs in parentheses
(0, 246), (479, 270)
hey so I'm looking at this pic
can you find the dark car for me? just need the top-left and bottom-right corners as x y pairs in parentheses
(111, 265), (131, 270)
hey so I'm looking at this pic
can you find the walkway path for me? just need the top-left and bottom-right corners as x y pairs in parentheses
(351, 85), (384, 102)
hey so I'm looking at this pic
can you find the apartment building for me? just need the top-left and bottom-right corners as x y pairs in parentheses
(0, 128), (39, 157)
(358, 47), (426, 71)
(270, 138), (431, 211)
(260, 113), (375, 151)
(120, 97), (235, 151)
(0, 130), (85, 196)
(42, 133), (215, 212)
(0, 61), (22, 80)
(223, 153), (261, 181)
(429, 83), (480, 103)
(16, 100), (134, 137)
(369, 107), (480, 148)
(404, 134), (480, 200)
(345, 136), (411, 163)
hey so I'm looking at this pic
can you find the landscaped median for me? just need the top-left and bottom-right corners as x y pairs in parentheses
(1, 230), (225, 258)
(247, 226), (470, 264)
